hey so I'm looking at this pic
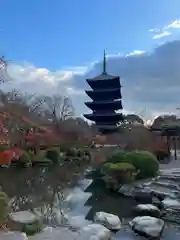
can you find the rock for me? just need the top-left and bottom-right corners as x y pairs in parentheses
(151, 189), (170, 200)
(94, 211), (121, 230)
(118, 184), (134, 197)
(162, 198), (180, 210)
(134, 204), (161, 217)
(78, 224), (111, 240)
(29, 227), (77, 240)
(133, 187), (152, 203)
(130, 216), (164, 238)
(0, 231), (28, 240)
(162, 208), (180, 224)
(134, 184), (144, 189)
(9, 211), (42, 235)
(154, 181), (180, 190)
(152, 196), (164, 210)
(142, 181), (152, 187)
(68, 215), (91, 230)
(119, 184), (153, 202)
(9, 211), (39, 224)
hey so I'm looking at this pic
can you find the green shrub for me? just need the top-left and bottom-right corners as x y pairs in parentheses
(102, 162), (137, 183)
(46, 148), (60, 164)
(102, 175), (119, 191)
(0, 190), (9, 226)
(59, 145), (69, 153)
(66, 147), (78, 157)
(22, 219), (43, 236)
(17, 151), (32, 168)
(123, 151), (159, 179)
(105, 150), (159, 179)
(0, 146), (9, 151)
(32, 158), (53, 167)
(106, 151), (127, 163)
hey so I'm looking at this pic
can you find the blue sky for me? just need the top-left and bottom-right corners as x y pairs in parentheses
(1, 0), (180, 119)
(1, 0), (180, 69)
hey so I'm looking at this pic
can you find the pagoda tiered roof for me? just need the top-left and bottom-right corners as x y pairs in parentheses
(85, 88), (121, 101)
(83, 51), (123, 134)
(85, 100), (122, 111)
(86, 74), (120, 90)
(84, 112), (123, 122)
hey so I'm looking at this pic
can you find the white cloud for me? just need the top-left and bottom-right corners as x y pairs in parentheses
(149, 28), (161, 33)
(165, 20), (180, 29)
(2, 40), (180, 119)
(126, 50), (146, 57)
(152, 31), (171, 39)
(150, 19), (180, 40)
(7, 63), (73, 84)
(66, 87), (84, 95)
(1, 62), (88, 97)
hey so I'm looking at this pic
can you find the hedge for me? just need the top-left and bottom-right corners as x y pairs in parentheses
(105, 150), (159, 179)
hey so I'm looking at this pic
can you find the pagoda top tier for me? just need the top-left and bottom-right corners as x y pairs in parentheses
(87, 50), (120, 82)
(87, 72), (119, 81)
(86, 51), (121, 90)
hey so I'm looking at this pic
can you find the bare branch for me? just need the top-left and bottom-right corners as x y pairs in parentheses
(6, 88), (21, 102)
(29, 96), (45, 113)
(38, 94), (74, 127)
(0, 56), (11, 84)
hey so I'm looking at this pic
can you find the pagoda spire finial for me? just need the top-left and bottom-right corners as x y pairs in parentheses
(103, 50), (107, 74)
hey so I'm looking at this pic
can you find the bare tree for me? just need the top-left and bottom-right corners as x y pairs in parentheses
(0, 56), (11, 84)
(40, 94), (74, 129)
(28, 96), (44, 113)
(6, 88), (22, 102)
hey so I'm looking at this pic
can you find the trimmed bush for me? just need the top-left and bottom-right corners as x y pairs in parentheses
(123, 151), (159, 179)
(102, 162), (136, 172)
(22, 219), (43, 236)
(66, 147), (78, 157)
(17, 151), (32, 168)
(102, 162), (137, 184)
(106, 151), (127, 164)
(102, 175), (119, 191)
(105, 150), (159, 179)
(46, 148), (60, 164)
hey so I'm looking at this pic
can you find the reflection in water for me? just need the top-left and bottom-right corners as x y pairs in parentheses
(84, 178), (137, 222)
(1, 165), (180, 239)
(0, 163), (88, 226)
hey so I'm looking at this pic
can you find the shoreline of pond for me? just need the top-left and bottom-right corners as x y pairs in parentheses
(1, 160), (180, 239)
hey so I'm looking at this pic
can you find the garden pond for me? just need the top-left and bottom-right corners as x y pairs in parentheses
(1, 164), (180, 239)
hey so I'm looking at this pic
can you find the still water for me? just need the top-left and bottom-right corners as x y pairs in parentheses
(0, 165), (180, 239)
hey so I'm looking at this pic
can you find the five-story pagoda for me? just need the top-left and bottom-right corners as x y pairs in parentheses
(84, 51), (123, 134)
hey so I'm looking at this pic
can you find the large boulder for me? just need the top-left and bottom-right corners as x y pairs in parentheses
(94, 211), (121, 230)
(118, 184), (153, 202)
(78, 224), (111, 240)
(68, 215), (91, 230)
(133, 204), (161, 217)
(9, 211), (42, 235)
(130, 216), (164, 238)
(9, 211), (39, 224)
(133, 187), (153, 202)
(162, 198), (180, 210)
(118, 184), (135, 197)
